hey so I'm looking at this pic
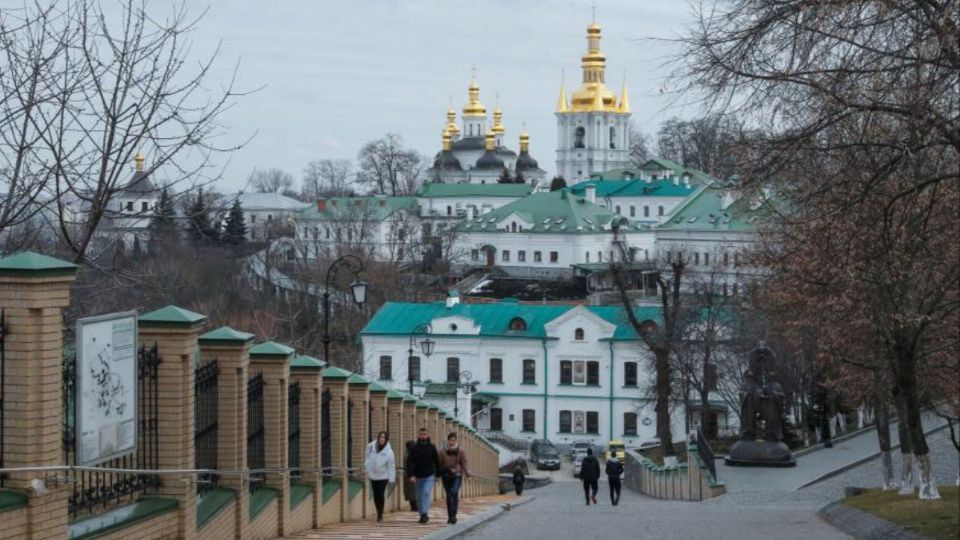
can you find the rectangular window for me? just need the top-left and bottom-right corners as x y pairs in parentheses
(644, 206), (650, 217)
(550, 251), (558, 263)
(471, 249), (479, 261)
(489, 358), (503, 383)
(615, 205), (621, 214)
(409, 356), (421, 382)
(666, 251), (672, 263)
(624, 412), (638, 436)
(559, 410), (572, 433)
(502, 250), (510, 262)
(141, 201), (149, 212)
(624, 362), (638, 387)
(126, 201), (134, 211)
(704, 253), (710, 265)
(723, 252), (729, 266)
(658, 205), (664, 216)
(630, 206), (636, 217)
(534, 251), (542, 262)
(694, 252), (700, 265)
(379, 355), (392, 381)
(586, 411), (599, 434)
(522, 409), (536, 432)
(446, 357), (460, 383)
(518, 250), (526, 262)
(522, 359), (536, 384)
(560, 361), (572, 384)
(587, 361), (600, 386)
(446, 206), (452, 216)
(734, 253), (741, 266)
(490, 408), (503, 431)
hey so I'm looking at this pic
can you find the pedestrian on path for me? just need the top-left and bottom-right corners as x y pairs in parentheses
(403, 440), (418, 512)
(406, 427), (440, 524)
(439, 432), (471, 524)
(512, 465), (526, 495)
(605, 456), (623, 506)
(580, 448), (601, 505)
(364, 431), (396, 523)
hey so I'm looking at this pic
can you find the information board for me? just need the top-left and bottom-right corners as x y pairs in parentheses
(75, 311), (138, 466)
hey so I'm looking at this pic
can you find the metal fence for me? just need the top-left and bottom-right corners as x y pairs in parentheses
(695, 428), (717, 481)
(62, 344), (161, 519)
(194, 361), (219, 494)
(346, 398), (354, 471)
(0, 310), (5, 487)
(247, 373), (265, 492)
(320, 388), (331, 478)
(287, 382), (301, 484)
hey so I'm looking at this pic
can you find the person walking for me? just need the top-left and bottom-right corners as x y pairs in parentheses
(512, 465), (526, 496)
(439, 432), (470, 524)
(605, 456), (624, 506)
(405, 427), (440, 524)
(403, 440), (418, 512)
(364, 431), (396, 522)
(580, 448), (601, 505)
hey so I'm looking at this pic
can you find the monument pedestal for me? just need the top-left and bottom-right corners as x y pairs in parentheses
(724, 440), (796, 467)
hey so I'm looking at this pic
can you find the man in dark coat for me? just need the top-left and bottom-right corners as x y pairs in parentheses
(403, 440), (418, 512)
(606, 456), (624, 505)
(580, 448), (601, 505)
(512, 465), (526, 495)
(405, 428), (440, 524)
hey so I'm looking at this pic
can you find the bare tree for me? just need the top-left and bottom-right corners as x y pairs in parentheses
(302, 158), (353, 200)
(627, 121), (651, 167)
(248, 168), (296, 195)
(356, 133), (425, 196)
(655, 115), (743, 179)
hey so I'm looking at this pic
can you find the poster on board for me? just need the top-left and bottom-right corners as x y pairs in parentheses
(75, 311), (138, 466)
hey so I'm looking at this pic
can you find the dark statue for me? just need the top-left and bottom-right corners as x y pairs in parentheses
(725, 347), (796, 467)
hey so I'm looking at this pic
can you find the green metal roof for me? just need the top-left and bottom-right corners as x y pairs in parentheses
(369, 381), (390, 393)
(386, 390), (406, 400)
(346, 373), (370, 385)
(423, 382), (457, 397)
(415, 401), (430, 409)
(199, 326), (254, 344)
(402, 394), (419, 402)
(456, 190), (629, 235)
(360, 301), (662, 341)
(416, 183), (533, 198)
(0, 251), (78, 277)
(249, 341), (295, 358)
(298, 196), (418, 222)
(426, 403), (440, 410)
(139, 305), (206, 328)
(569, 178), (698, 198)
(322, 366), (351, 379)
(473, 392), (499, 405)
(291, 354), (325, 370)
(655, 182), (767, 232)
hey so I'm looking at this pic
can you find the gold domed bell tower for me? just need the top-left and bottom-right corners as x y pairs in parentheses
(461, 66), (488, 139)
(555, 19), (632, 183)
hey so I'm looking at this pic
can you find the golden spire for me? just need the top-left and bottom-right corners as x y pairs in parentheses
(445, 106), (460, 137)
(519, 128), (530, 152)
(492, 95), (505, 135)
(556, 70), (569, 113)
(442, 128), (453, 151)
(484, 129), (496, 151)
(134, 152), (145, 172)
(618, 75), (631, 113)
(462, 65), (486, 117)
(569, 20), (619, 112)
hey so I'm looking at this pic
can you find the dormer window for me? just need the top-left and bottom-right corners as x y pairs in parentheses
(574, 328), (585, 341)
(509, 317), (527, 331)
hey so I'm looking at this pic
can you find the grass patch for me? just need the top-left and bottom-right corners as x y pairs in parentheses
(842, 486), (959, 540)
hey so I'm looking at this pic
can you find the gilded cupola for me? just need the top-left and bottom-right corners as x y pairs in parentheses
(445, 107), (460, 138)
(557, 21), (622, 113)
(462, 69), (486, 117)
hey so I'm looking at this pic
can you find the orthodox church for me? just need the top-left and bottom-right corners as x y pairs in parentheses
(427, 71), (546, 186)
(555, 21), (632, 183)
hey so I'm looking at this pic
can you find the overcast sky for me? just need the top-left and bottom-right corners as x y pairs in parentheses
(184, 0), (699, 191)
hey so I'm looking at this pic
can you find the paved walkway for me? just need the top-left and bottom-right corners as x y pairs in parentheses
(286, 495), (517, 540)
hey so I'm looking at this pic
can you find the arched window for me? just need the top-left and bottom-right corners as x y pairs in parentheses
(609, 126), (617, 149)
(509, 317), (527, 331)
(574, 127), (586, 149)
(574, 328), (585, 341)
(511, 222), (517, 232)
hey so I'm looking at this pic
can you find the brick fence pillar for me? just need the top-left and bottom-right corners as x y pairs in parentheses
(319, 367), (349, 521)
(0, 252), (77, 540)
(385, 391), (404, 511)
(198, 326), (253, 538)
(346, 375), (370, 517)
(289, 354), (324, 527)
(367, 383), (388, 442)
(248, 341), (293, 536)
(139, 304), (207, 540)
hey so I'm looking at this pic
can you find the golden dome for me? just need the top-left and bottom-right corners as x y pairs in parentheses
(442, 128), (453, 151)
(134, 152), (145, 172)
(484, 130), (496, 151)
(564, 21), (623, 113)
(445, 107), (460, 136)
(492, 107), (506, 135)
(518, 129), (530, 152)
(462, 68), (486, 117)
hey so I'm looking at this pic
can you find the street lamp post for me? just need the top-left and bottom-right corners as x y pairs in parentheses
(453, 370), (478, 421)
(407, 323), (434, 394)
(322, 254), (367, 364)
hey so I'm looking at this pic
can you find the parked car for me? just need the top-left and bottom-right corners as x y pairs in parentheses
(604, 439), (626, 462)
(529, 439), (556, 463)
(569, 439), (593, 458)
(572, 450), (587, 478)
(536, 447), (561, 471)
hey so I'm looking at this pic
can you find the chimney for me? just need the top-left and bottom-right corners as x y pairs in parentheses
(446, 290), (460, 309)
(467, 205), (475, 220)
(317, 198), (327, 212)
(672, 175), (680, 186)
(683, 174), (691, 187)
(585, 184), (596, 204)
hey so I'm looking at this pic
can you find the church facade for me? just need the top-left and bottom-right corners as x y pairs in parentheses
(555, 21), (633, 183)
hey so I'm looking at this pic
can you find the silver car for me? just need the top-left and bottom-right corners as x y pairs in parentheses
(572, 450), (587, 478)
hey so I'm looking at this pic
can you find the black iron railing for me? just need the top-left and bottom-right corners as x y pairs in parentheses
(62, 344), (161, 519)
(0, 310), (5, 487)
(696, 428), (717, 481)
(346, 398), (354, 471)
(194, 361), (219, 494)
(247, 373), (265, 491)
(320, 388), (331, 478)
(288, 382), (301, 484)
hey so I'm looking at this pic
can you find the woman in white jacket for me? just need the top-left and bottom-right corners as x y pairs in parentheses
(364, 431), (396, 522)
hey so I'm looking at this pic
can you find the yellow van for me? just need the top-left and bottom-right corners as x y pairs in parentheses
(604, 440), (626, 462)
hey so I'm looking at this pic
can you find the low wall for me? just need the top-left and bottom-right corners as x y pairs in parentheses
(623, 445), (725, 502)
(0, 506), (29, 540)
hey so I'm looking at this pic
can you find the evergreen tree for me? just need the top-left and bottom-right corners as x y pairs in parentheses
(148, 187), (179, 252)
(222, 198), (248, 245)
(550, 176), (567, 191)
(187, 188), (216, 246)
(497, 167), (512, 184)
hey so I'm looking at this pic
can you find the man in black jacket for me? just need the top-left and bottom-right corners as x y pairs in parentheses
(405, 428), (440, 523)
(606, 456), (624, 505)
(579, 448), (601, 505)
